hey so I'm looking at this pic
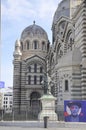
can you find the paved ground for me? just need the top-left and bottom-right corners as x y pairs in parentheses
(0, 121), (86, 130)
(0, 126), (86, 130)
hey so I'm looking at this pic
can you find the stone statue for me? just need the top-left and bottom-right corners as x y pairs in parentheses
(41, 72), (54, 95)
(41, 59), (55, 95)
(41, 73), (48, 94)
(47, 74), (52, 94)
(39, 60), (57, 121)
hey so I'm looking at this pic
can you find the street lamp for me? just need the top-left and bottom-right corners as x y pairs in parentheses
(12, 107), (14, 121)
(26, 106), (28, 121)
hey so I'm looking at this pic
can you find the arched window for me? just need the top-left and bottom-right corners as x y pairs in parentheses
(28, 75), (31, 85)
(21, 42), (23, 51)
(40, 76), (43, 84)
(66, 30), (74, 51)
(40, 67), (43, 73)
(56, 43), (63, 60)
(34, 75), (37, 85)
(42, 41), (45, 50)
(28, 66), (31, 72)
(34, 40), (38, 49)
(65, 80), (69, 91)
(27, 41), (29, 50)
(34, 64), (37, 73)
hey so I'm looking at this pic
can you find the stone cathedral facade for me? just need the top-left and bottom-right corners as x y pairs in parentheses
(13, 0), (86, 117)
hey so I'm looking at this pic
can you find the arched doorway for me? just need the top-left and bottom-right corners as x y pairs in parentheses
(30, 92), (41, 116)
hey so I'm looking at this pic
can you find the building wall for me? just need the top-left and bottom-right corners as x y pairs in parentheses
(13, 0), (86, 117)
(50, 0), (86, 113)
(2, 92), (13, 113)
(0, 92), (3, 110)
(74, 1), (86, 99)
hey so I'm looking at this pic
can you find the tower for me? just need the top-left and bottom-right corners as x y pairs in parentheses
(13, 40), (22, 112)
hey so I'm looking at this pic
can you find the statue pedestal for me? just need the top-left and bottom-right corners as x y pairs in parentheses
(38, 94), (58, 121)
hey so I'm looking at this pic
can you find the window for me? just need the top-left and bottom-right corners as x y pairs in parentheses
(40, 76), (43, 84)
(40, 67), (43, 73)
(34, 75), (37, 85)
(65, 80), (68, 91)
(27, 41), (29, 50)
(34, 41), (38, 49)
(42, 41), (45, 50)
(62, 6), (65, 10)
(34, 64), (37, 73)
(28, 66), (31, 73)
(21, 42), (23, 50)
(28, 75), (31, 85)
(10, 105), (12, 108)
(10, 101), (12, 104)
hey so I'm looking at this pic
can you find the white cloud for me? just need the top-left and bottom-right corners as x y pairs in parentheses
(36, 0), (58, 19)
(1, 0), (61, 21)
(1, 0), (36, 21)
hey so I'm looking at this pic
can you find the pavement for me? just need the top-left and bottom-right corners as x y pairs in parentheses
(0, 126), (86, 130)
(0, 121), (86, 130)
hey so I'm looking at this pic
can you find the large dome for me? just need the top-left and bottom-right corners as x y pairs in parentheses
(53, 0), (82, 25)
(53, 0), (70, 25)
(21, 21), (48, 40)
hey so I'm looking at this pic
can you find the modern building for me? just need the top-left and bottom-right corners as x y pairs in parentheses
(0, 92), (3, 111)
(0, 88), (13, 113)
(13, 0), (86, 118)
(2, 92), (13, 113)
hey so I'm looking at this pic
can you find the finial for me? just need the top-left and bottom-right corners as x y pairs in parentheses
(33, 20), (35, 24)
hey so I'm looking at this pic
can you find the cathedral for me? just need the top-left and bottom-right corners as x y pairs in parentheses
(13, 0), (86, 119)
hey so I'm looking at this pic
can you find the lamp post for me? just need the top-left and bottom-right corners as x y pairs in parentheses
(12, 107), (14, 121)
(26, 106), (28, 121)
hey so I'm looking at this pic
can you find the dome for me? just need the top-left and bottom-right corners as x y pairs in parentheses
(53, 0), (70, 25)
(53, 0), (82, 25)
(21, 21), (48, 40)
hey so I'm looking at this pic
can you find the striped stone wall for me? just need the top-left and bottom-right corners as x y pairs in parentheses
(81, 1), (86, 99)
(13, 60), (21, 112)
(74, 0), (86, 99)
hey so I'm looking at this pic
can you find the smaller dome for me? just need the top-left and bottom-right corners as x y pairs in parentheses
(21, 21), (48, 40)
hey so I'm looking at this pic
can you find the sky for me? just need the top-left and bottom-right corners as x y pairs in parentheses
(1, 0), (62, 88)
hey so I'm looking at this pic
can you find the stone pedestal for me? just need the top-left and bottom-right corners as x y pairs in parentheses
(38, 94), (58, 121)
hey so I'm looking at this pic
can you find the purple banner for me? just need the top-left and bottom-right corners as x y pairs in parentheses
(64, 100), (86, 122)
(0, 81), (5, 88)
